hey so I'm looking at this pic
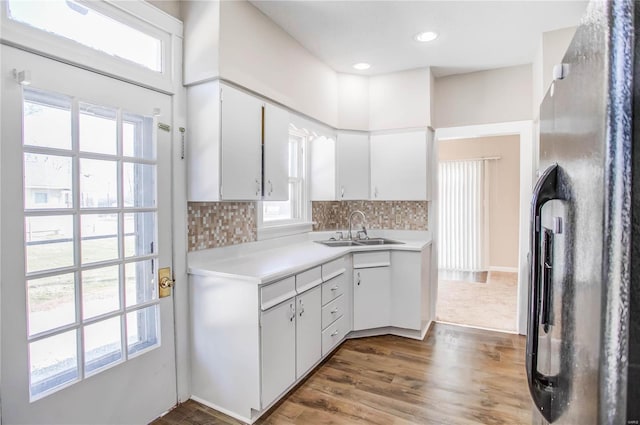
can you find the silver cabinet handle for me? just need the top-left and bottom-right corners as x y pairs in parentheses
(289, 303), (295, 322)
(331, 308), (339, 314)
(268, 180), (273, 196)
(341, 186), (345, 199)
(374, 187), (379, 198)
(299, 298), (304, 317)
(331, 329), (339, 337)
(255, 178), (261, 196)
(331, 285), (339, 291)
(356, 272), (361, 286)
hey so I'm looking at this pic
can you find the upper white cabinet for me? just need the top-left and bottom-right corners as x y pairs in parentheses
(220, 84), (263, 200)
(336, 132), (370, 200)
(370, 130), (433, 201)
(310, 135), (337, 201)
(187, 81), (290, 201)
(263, 103), (290, 201)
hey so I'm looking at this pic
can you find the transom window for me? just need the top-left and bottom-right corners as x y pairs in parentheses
(262, 128), (308, 225)
(6, 0), (164, 72)
(23, 87), (160, 400)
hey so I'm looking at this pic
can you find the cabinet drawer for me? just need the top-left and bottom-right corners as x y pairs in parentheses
(321, 274), (345, 306)
(296, 266), (322, 293)
(322, 294), (345, 330)
(353, 251), (391, 268)
(322, 315), (347, 357)
(322, 256), (347, 281)
(260, 276), (296, 310)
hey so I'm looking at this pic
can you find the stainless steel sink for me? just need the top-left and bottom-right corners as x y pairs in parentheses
(315, 240), (360, 247)
(353, 238), (404, 246)
(315, 238), (404, 247)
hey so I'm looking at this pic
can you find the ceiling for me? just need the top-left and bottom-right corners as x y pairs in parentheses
(250, 1), (588, 77)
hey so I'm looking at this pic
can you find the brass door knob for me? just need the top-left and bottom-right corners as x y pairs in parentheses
(160, 276), (174, 289)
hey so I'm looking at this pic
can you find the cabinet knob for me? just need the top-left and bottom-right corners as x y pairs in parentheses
(268, 180), (273, 196)
(331, 329), (339, 337)
(255, 178), (261, 196)
(356, 272), (361, 286)
(341, 186), (345, 199)
(331, 285), (339, 291)
(299, 299), (304, 316)
(331, 308), (339, 314)
(289, 303), (295, 321)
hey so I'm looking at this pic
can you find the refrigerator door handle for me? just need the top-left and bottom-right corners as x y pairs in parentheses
(527, 163), (561, 423)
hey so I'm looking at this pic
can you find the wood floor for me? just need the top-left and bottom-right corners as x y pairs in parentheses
(437, 271), (519, 332)
(152, 323), (532, 425)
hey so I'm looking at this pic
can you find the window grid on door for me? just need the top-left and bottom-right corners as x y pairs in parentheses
(23, 87), (161, 401)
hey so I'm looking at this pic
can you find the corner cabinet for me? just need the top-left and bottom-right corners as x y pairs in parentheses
(353, 251), (391, 330)
(336, 131), (370, 200)
(370, 129), (433, 201)
(187, 80), (289, 201)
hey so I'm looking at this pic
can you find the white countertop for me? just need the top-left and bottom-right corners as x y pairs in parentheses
(188, 231), (431, 285)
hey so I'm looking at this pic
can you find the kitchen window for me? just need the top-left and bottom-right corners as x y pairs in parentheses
(258, 127), (311, 238)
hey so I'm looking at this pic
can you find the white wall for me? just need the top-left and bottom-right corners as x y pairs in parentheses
(337, 73), (369, 131)
(146, 0), (181, 19)
(433, 64), (532, 128)
(369, 68), (432, 131)
(218, 0), (339, 127)
(182, 0), (220, 85)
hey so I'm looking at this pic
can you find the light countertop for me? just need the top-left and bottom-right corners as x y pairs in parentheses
(188, 231), (431, 285)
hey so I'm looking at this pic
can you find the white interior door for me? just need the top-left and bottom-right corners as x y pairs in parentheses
(1, 46), (176, 424)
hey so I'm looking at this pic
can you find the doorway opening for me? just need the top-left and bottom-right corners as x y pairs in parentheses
(435, 134), (520, 333)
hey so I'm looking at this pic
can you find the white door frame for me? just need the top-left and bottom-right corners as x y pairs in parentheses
(435, 120), (534, 335)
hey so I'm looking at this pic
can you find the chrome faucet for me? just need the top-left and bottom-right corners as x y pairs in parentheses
(348, 210), (368, 240)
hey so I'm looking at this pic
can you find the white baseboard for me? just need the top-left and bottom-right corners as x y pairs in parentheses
(489, 266), (518, 273)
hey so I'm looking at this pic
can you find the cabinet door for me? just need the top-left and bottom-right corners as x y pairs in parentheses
(337, 132), (370, 200)
(296, 286), (322, 378)
(220, 84), (263, 200)
(370, 131), (427, 200)
(264, 103), (290, 201)
(310, 135), (337, 201)
(353, 267), (391, 330)
(261, 299), (296, 408)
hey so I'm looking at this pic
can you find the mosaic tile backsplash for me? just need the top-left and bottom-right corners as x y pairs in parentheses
(188, 202), (256, 251)
(187, 200), (429, 251)
(312, 201), (429, 232)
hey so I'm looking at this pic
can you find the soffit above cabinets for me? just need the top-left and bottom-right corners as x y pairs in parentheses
(249, 1), (588, 77)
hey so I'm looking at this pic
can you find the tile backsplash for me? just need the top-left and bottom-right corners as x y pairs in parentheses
(312, 201), (429, 232)
(188, 202), (256, 251)
(187, 200), (429, 251)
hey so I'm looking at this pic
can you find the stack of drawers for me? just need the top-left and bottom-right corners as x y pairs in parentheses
(320, 257), (348, 356)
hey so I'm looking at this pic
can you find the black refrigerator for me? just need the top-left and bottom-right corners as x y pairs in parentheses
(527, 0), (639, 423)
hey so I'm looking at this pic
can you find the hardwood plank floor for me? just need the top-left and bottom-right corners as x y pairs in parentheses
(151, 323), (532, 425)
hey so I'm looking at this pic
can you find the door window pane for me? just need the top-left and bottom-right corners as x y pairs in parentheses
(84, 317), (122, 375)
(123, 112), (155, 160)
(25, 215), (74, 273)
(123, 162), (156, 208)
(29, 330), (79, 398)
(23, 88), (72, 150)
(127, 305), (159, 356)
(80, 159), (118, 208)
(81, 214), (119, 264)
(82, 266), (120, 319)
(124, 212), (156, 258)
(24, 153), (73, 210)
(28, 273), (76, 336)
(7, 0), (163, 72)
(79, 103), (117, 155)
(125, 260), (156, 307)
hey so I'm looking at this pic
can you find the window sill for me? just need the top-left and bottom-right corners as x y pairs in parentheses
(257, 221), (314, 241)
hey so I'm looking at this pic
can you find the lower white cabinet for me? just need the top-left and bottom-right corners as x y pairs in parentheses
(295, 286), (322, 378)
(260, 299), (296, 408)
(353, 266), (391, 330)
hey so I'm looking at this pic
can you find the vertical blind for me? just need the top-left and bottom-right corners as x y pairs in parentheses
(438, 159), (488, 271)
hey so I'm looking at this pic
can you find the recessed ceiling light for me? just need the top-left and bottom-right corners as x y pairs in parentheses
(414, 31), (438, 43)
(352, 63), (371, 70)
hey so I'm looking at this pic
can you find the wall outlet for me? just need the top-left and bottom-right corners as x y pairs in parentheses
(395, 214), (401, 225)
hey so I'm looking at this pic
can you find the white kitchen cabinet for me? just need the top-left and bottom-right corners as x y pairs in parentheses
(295, 286), (322, 378)
(370, 129), (432, 201)
(260, 298), (296, 408)
(310, 135), (337, 201)
(264, 103), (290, 201)
(220, 84), (263, 200)
(186, 81), (290, 201)
(353, 266), (391, 330)
(337, 131), (370, 200)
